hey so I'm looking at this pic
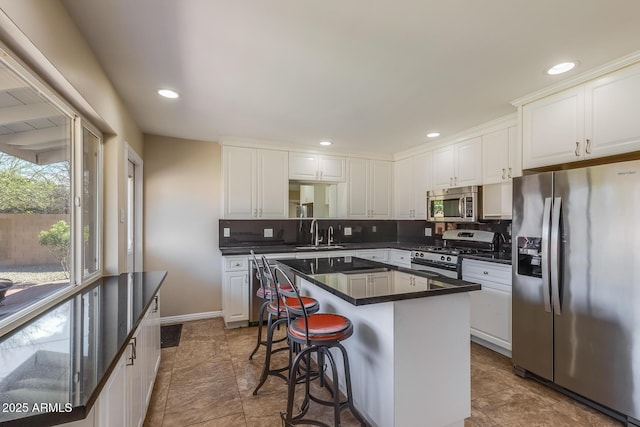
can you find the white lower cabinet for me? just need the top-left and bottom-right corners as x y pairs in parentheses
(387, 249), (411, 268)
(462, 259), (512, 355)
(222, 256), (249, 325)
(96, 294), (160, 427)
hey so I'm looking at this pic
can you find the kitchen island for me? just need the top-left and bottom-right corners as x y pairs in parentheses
(276, 257), (480, 427)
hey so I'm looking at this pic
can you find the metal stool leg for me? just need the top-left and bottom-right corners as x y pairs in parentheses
(253, 316), (289, 395)
(248, 299), (269, 360)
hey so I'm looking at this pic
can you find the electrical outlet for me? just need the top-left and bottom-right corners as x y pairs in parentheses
(264, 228), (273, 238)
(223, 228), (230, 237)
(344, 227), (352, 236)
(424, 227), (432, 237)
(372, 226), (377, 232)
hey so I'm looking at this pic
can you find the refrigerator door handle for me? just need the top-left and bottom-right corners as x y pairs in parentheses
(550, 197), (562, 315)
(541, 197), (552, 313)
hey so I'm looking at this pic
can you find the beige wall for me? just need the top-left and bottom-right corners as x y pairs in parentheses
(0, 1), (143, 274)
(143, 135), (222, 317)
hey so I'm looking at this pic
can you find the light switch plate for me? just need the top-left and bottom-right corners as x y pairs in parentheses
(223, 228), (230, 237)
(344, 227), (352, 236)
(264, 228), (273, 238)
(424, 227), (432, 237)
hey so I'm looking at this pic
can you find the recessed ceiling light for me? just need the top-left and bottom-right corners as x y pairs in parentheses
(426, 132), (440, 138)
(547, 62), (576, 75)
(320, 141), (332, 146)
(158, 89), (179, 98)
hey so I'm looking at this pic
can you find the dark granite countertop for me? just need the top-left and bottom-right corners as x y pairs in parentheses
(220, 241), (421, 256)
(275, 257), (480, 306)
(0, 271), (167, 426)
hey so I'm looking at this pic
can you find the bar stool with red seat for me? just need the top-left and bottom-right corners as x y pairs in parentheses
(252, 256), (321, 395)
(273, 266), (368, 427)
(248, 250), (279, 361)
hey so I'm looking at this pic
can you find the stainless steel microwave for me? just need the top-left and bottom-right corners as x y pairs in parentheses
(427, 186), (481, 222)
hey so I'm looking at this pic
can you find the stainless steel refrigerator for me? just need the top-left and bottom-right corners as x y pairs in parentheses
(512, 160), (640, 426)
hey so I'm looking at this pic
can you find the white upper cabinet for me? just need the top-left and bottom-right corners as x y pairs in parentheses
(584, 63), (640, 158)
(432, 137), (482, 189)
(347, 158), (392, 219)
(522, 86), (585, 169)
(522, 62), (640, 169)
(223, 146), (288, 219)
(482, 126), (521, 184)
(289, 152), (346, 182)
(394, 151), (432, 219)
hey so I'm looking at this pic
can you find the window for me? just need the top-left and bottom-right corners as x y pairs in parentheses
(0, 49), (102, 329)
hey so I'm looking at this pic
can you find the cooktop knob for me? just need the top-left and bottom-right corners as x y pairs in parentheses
(440, 255), (445, 261)
(446, 256), (451, 262)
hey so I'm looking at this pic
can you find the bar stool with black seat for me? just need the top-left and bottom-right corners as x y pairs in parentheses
(273, 266), (368, 427)
(252, 256), (321, 395)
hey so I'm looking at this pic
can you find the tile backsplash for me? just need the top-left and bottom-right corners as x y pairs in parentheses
(219, 219), (511, 250)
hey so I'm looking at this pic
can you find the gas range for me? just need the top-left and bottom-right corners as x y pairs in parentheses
(411, 247), (480, 267)
(410, 230), (501, 275)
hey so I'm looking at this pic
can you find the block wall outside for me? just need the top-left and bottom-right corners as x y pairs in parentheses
(0, 214), (68, 267)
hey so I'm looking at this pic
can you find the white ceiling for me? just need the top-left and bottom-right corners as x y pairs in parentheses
(61, 0), (640, 155)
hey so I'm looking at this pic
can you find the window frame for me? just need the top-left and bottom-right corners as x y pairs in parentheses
(0, 44), (104, 337)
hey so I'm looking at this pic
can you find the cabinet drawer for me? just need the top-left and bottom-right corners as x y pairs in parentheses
(388, 249), (411, 266)
(355, 250), (389, 262)
(224, 256), (248, 272)
(462, 259), (511, 286)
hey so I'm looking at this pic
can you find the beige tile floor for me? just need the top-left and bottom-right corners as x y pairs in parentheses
(144, 318), (623, 427)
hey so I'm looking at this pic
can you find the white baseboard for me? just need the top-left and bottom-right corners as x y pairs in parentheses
(160, 311), (222, 325)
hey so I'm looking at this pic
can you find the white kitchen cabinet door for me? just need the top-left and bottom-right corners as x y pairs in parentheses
(394, 153), (432, 219)
(223, 146), (288, 219)
(369, 160), (392, 219)
(431, 139), (480, 189)
(256, 149), (288, 218)
(223, 271), (249, 323)
(346, 158), (369, 218)
(289, 152), (345, 181)
(319, 155), (346, 181)
(585, 62), (640, 158)
(522, 86), (585, 169)
(414, 151), (432, 218)
(223, 146), (256, 218)
(369, 272), (391, 296)
(346, 159), (392, 219)
(482, 129), (510, 184)
(394, 157), (414, 219)
(462, 259), (512, 353)
(482, 181), (513, 220)
(508, 126), (522, 179)
(97, 349), (128, 427)
(432, 145), (455, 188)
(455, 137), (482, 187)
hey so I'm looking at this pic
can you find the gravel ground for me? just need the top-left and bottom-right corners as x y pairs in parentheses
(0, 264), (68, 286)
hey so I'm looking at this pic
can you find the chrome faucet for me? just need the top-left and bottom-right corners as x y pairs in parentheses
(327, 226), (334, 246)
(310, 218), (322, 246)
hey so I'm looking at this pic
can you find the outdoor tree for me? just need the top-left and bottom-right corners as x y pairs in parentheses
(38, 220), (70, 278)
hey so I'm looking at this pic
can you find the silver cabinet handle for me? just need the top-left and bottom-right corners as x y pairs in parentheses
(508, 168), (512, 178)
(502, 169), (506, 179)
(258, 208), (263, 217)
(575, 141), (580, 156)
(483, 271), (489, 275)
(253, 209), (257, 217)
(127, 338), (137, 366)
(153, 295), (159, 313)
(449, 177), (453, 186)
(585, 138), (591, 155)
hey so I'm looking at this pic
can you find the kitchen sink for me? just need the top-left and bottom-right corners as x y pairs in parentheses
(295, 245), (344, 250)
